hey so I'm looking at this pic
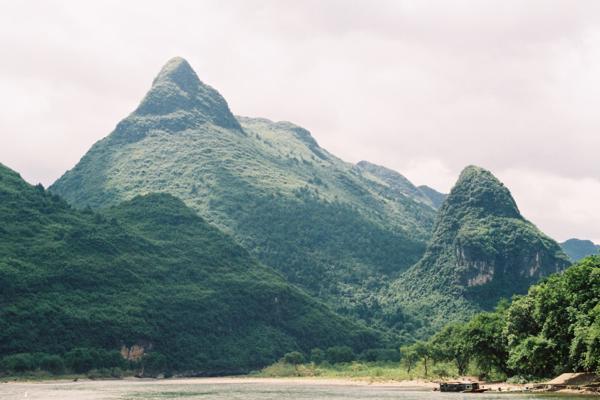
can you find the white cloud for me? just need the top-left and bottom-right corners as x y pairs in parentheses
(498, 168), (600, 244)
(0, 0), (598, 242)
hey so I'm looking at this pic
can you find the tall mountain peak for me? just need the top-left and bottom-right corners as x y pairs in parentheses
(130, 57), (241, 132)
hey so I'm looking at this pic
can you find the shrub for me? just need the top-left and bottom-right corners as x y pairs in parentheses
(325, 346), (354, 364)
(1, 353), (36, 373)
(96, 350), (125, 369)
(142, 352), (167, 377)
(64, 348), (95, 373)
(39, 354), (65, 375)
(359, 348), (401, 362)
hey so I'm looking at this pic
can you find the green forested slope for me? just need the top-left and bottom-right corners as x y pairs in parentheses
(0, 163), (381, 374)
(387, 166), (569, 335)
(417, 185), (446, 209)
(561, 238), (600, 262)
(49, 57), (436, 324)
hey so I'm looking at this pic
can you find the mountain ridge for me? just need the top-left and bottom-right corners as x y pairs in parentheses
(49, 57), (438, 332)
(561, 238), (600, 262)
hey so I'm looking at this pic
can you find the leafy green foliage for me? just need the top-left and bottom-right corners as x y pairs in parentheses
(38, 354), (65, 375)
(399, 345), (419, 373)
(0, 163), (382, 375)
(417, 185), (446, 209)
(430, 256), (600, 379)
(325, 346), (355, 364)
(282, 351), (305, 365)
(359, 348), (401, 362)
(310, 348), (325, 364)
(430, 324), (471, 375)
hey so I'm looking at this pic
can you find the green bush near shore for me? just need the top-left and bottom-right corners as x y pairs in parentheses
(0, 349), (136, 378)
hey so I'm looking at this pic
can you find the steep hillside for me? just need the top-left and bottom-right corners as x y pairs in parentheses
(50, 57), (437, 325)
(417, 185), (446, 209)
(0, 163), (381, 374)
(561, 238), (600, 262)
(354, 161), (434, 208)
(387, 166), (570, 335)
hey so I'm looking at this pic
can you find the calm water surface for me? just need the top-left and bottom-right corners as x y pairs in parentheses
(0, 379), (593, 400)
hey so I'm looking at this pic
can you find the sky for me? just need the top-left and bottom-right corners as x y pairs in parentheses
(0, 0), (599, 243)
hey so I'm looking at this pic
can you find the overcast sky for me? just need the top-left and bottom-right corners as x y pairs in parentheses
(1, 0), (599, 243)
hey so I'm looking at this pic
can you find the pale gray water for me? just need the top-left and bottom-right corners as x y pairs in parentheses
(0, 379), (592, 400)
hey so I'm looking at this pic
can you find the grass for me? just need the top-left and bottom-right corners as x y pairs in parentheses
(255, 361), (460, 381)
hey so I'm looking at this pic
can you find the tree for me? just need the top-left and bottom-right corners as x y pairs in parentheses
(64, 348), (95, 373)
(142, 352), (167, 377)
(430, 324), (471, 376)
(39, 354), (65, 375)
(400, 345), (419, 374)
(310, 348), (325, 364)
(1, 353), (35, 373)
(507, 336), (558, 377)
(412, 341), (432, 377)
(465, 307), (510, 376)
(282, 351), (305, 365)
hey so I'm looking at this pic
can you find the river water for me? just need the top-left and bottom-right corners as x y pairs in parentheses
(0, 378), (590, 400)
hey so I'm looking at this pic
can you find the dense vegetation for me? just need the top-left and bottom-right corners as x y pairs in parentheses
(417, 185), (447, 210)
(260, 257), (600, 382)
(49, 57), (438, 331)
(0, 163), (383, 376)
(0, 57), (585, 382)
(419, 256), (600, 379)
(387, 166), (569, 336)
(561, 238), (600, 262)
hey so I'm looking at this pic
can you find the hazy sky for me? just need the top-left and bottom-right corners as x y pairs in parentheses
(1, 0), (599, 243)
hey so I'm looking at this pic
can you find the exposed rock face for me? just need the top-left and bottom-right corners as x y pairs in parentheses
(120, 344), (150, 361)
(389, 166), (570, 333)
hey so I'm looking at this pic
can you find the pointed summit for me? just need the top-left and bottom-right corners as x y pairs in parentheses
(443, 165), (520, 220)
(131, 56), (241, 132)
(390, 164), (569, 333)
(151, 56), (201, 92)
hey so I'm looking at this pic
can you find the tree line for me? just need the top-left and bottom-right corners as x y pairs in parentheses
(276, 256), (600, 381)
(0, 348), (168, 378)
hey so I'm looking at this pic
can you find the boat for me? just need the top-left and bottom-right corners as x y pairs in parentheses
(440, 381), (488, 393)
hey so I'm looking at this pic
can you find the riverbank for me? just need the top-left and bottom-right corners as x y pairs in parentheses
(0, 375), (523, 391)
(4, 376), (600, 398)
(0, 377), (517, 400)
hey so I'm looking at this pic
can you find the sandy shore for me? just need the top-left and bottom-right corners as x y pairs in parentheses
(1, 375), (530, 391)
(5, 376), (599, 399)
(1, 376), (437, 388)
